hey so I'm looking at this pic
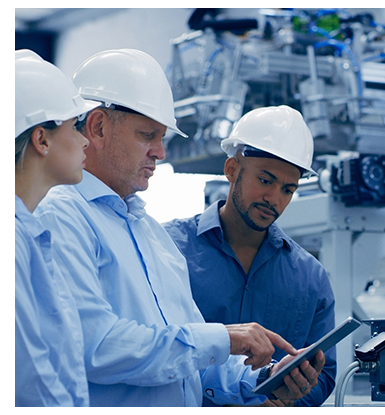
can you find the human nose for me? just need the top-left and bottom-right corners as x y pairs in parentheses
(263, 185), (280, 206)
(81, 134), (89, 150)
(149, 138), (166, 161)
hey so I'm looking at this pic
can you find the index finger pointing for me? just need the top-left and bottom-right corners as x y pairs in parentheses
(267, 331), (298, 356)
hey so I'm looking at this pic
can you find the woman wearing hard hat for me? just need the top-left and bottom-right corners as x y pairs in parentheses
(15, 50), (100, 406)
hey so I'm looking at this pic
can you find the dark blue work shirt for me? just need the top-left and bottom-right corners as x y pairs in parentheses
(163, 200), (336, 407)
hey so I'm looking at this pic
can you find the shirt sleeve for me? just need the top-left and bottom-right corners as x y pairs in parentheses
(15, 227), (74, 407)
(201, 356), (267, 406)
(37, 197), (232, 387)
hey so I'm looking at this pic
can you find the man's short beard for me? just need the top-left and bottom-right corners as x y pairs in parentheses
(232, 168), (279, 232)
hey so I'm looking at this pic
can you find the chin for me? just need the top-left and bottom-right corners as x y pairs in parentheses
(69, 171), (84, 185)
(77, 171), (84, 183)
(136, 179), (150, 192)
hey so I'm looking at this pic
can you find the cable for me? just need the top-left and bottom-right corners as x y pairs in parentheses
(334, 360), (360, 407)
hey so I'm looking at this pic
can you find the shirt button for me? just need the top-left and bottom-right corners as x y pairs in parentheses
(245, 286), (249, 291)
(210, 357), (216, 365)
(169, 374), (175, 380)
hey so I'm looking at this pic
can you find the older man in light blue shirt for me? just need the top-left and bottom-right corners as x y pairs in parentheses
(36, 170), (301, 406)
(35, 49), (323, 407)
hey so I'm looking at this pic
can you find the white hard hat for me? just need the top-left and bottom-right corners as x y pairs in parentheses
(72, 49), (187, 138)
(15, 49), (100, 138)
(221, 105), (317, 177)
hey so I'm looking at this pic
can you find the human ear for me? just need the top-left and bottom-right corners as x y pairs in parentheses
(224, 157), (240, 183)
(86, 109), (108, 150)
(30, 126), (50, 156)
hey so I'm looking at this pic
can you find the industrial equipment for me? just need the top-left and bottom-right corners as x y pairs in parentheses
(329, 153), (385, 207)
(335, 319), (385, 405)
(165, 8), (385, 175)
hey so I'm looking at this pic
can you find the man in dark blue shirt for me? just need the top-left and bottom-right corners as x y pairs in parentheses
(164, 106), (336, 407)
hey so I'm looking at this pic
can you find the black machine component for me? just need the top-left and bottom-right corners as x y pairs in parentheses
(188, 8), (259, 35)
(330, 154), (385, 207)
(355, 332), (385, 362)
(356, 319), (385, 402)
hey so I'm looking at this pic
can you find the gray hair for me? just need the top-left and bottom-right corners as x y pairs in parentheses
(74, 105), (129, 135)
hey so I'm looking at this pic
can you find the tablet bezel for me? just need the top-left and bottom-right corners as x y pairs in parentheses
(252, 316), (361, 396)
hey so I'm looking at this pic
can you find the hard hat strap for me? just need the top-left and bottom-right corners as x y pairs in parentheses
(242, 146), (305, 177)
(109, 103), (143, 117)
(242, 146), (280, 160)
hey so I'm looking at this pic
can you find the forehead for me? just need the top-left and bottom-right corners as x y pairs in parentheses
(244, 156), (301, 182)
(125, 112), (167, 133)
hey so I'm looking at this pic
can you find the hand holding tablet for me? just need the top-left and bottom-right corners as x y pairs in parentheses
(252, 317), (361, 396)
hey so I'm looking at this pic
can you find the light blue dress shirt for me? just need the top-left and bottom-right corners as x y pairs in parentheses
(35, 171), (266, 407)
(163, 200), (336, 407)
(15, 195), (89, 407)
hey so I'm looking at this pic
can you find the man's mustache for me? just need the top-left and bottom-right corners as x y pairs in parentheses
(252, 202), (279, 219)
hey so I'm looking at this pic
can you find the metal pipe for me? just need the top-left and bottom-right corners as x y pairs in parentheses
(334, 360), (360, 407)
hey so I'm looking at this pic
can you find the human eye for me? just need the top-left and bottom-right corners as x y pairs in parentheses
(259, 177), (271, 185)
(282, 186), (295, 195)
(137, 130), (154, 140)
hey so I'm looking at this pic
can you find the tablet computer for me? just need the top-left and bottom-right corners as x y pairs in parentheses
(252, 316), (361, 396)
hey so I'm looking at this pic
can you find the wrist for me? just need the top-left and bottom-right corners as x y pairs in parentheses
(256, 363), (278, 401)
(256, 362), (274, 386)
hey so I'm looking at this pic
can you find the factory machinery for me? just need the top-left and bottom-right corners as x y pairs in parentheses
(164, 8), (385, 405)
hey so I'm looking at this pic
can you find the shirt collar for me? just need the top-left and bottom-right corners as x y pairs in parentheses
(76, 170), (146, 219)
(15, 194), (46, 238)
(197, 199), (292, 251)
(197, 200), (225, 237)
(76, 170), (118, 202)
(124, 194), (146, 220)
(267, 222), (293, 251)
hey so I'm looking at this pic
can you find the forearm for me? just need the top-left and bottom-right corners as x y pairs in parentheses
(85, 319), (230, 386)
